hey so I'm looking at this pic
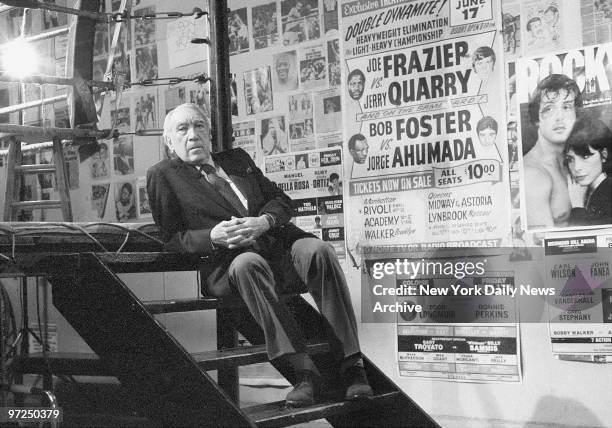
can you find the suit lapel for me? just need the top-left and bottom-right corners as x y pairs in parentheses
(228, 174), (253, 203)
(214, 152), (257, 215)
(171, 158), (237, 215)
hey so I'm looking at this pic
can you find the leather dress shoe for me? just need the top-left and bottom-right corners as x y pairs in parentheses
(285, 370), (321, 407)
(343, 366), (374, 401)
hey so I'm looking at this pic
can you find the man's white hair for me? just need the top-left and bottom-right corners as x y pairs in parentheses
(162, 103), (211, 143)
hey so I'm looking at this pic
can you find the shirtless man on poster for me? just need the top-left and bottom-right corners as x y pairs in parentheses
(524, 74), (582, 229)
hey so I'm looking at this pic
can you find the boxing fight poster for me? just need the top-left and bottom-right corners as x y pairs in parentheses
(232, 120), (258, 163)
(341, 0), (511, 253)
(264, 147), (346, 258)
(360, 253), (521, 382)
(516, 42), (612, 233)
(544, 232), (612, 362)
(397, 323), (521, 382)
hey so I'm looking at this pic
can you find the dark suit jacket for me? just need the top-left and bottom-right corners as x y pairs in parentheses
(147, 148), (313, 295)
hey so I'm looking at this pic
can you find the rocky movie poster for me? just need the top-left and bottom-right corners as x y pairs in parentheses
(341, 0), (510, 251)
(516, 42), (612, 232)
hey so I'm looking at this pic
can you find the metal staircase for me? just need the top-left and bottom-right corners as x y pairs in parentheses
(10, 250), (439, 427)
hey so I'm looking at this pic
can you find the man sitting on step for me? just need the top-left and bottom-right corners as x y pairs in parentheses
(147, 103), (373, 407)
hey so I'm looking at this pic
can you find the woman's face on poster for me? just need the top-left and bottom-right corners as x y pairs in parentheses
(566, 146), (606, 186)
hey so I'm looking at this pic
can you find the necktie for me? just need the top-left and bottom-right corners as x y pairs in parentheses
(201, 164), (247, 216)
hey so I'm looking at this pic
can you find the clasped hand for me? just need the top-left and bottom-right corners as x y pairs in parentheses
(210, 216), (270, 249)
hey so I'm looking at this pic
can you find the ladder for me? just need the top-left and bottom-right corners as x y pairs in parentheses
(3, 136), (72, 221)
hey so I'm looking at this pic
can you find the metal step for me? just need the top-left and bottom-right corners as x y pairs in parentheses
(143, 293), (301, 314)
(144, 296), (246, 314)
(15, 342), (331, 376)
(244, 391), (403, 427)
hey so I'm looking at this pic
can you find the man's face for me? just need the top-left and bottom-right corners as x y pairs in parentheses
(566, 147), (605, 186)
(474, 56), (494, 80)
(348, 75), (364, 100)
(350, 138), (368, 164)
(478, 128), (497, 147)
(120, 187), (131, 203)
(165, 105), (211, 165)
(537, 89), (577, 145)
(529, 20), (543, 36)
(276, 59), (289, 81)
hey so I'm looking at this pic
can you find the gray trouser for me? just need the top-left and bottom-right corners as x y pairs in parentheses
(225, 237), (361, 362)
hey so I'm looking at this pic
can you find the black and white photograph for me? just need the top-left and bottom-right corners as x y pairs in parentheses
(135, 44), (159, 82)
(230, 74), (238, 116)
(137, 178), (152, 218)
(252, 2), (279, 49)
(134, 92), (158, 132)
(244, 66), (274, 115)
(112, 52), (132, 85)
(502, 5), (520, 57)
(115, 180), (137, 222)
(287, 92), (312, 121)
(89, 141), (111, 180)
(189, 86), (209, 114)
(134, 6), (156, 46)
(272, 50), (299, 92)
(110, 105), (131, 132)
(228, 8), (249, 55)
(113, 136), (134, 176)
(260, 116), (288, 155)
(327, 39), (340, 87)
(518, 46), (612, 230)
(280, 0), (320, 45)
(91, 183), (110, 218)
(323, 0), (338, 33)
(299, 44), (326, 90)
(164, 85), (186, 113)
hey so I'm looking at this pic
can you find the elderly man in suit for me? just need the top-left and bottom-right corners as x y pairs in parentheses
(147, 103), (372, 407)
